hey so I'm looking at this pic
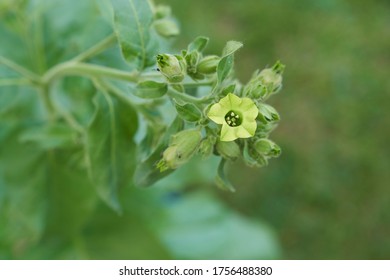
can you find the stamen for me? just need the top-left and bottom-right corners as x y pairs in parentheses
(224, 110), (242, 127)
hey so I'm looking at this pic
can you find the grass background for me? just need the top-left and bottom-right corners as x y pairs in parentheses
(162, 0), (390, 259)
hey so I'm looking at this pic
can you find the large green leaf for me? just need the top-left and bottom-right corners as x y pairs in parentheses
(111, 0), (158, 69)
(86, 90), (138, 212)
(0, 129), (47, 258)
(155, 191), (281, 259)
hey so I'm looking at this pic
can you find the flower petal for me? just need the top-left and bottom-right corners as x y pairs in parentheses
(237, 120), (257, 137)
(240, 98), (259, 120)
(220, 124), (239, 141)
(207, 103), (228, 124)
(219, 93), (242, 109)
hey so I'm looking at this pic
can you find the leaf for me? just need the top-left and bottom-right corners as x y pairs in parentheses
(135, 81), (168, 99)
(111, 0), (157, 69)
(215, 158), (236, 192)
(188, 36), (209, 52)
(0, 129), (47, 258)
(155, 191), (281, 259)
(82, 199), (171, 259)
(133, 117), (184, 187)
(174, 100), (202, 122)
(217, 41), (243, 84)
(86, 90), (137, 212)
(19, 123), (77, 150)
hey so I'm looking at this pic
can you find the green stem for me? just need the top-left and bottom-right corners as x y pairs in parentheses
(71, 34), (117, 62)
(167, 87), (212, 105)
(0, 55), (41, 84)
(0, 78), (31, 87)
(43, 62), (139, 85)
(39, 85), (56, 121)
(181, 80), (214, 87)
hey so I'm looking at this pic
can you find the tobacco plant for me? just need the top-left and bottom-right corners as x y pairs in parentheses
(0, 0), (284, 258)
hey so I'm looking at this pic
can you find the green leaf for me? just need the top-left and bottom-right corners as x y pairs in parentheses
(111, 0), (157, 69)
(174, 100), (202, 122)
(19, 123), (78, 150)
(135, 81), (168, 99)
(0, 129), (47, 258)
(86, 90), (138, 212)
(217, 41), (243, 84)
(133, 117), (184, 187)
(215, 158), (236, 192)
(155, 191), (281, 259)
(82, 199), (171, 259)
(188, 36), (209, 52)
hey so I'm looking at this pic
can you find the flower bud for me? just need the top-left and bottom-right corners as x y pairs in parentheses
(244, 61), (285, 100)
(254, 138), (281, 158)
(154, 5), (171, 19)
(157, 129), (202, 171)
(199, 135), (217, 159)
(156, 54), (186, 83)
(216, 140), (241, 160)
(154, 19), (179, 38)
(197, 55), (220, 74)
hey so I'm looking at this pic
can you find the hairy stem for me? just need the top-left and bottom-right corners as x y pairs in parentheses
(71, 34), (117, 62)
(167, 87), (212, 105)
(43, 62), (139, 85)
(0, 56), (41, 84)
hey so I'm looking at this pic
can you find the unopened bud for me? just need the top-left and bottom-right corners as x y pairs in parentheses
(199, 135), (217, 159)
(216, 140), (240, 160)
(197, 55), (220, 74)
(244, 61), (285, 100)
(157, 54), (186, 83)
(254, 138), (281, 158)
(154, 19), (179, 38)
(157, 129), (202, 171)
(154, 5), (171, 19)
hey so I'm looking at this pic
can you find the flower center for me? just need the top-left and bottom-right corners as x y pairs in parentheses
(225, 110), (242, 127)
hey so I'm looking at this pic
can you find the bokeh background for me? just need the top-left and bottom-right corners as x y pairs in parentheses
(1, 0), (389, 260)
(162, 0), (390, 259)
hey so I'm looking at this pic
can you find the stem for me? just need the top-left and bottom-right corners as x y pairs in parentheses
(0, 78), (31, 87)
(181, 80), (214, 87)
(43, 62), (139, 85)
(39, 85), (56, 121)
(0, 55), (41, 84)
(167, 87), (212, 105)
(71, 34), (117, 62)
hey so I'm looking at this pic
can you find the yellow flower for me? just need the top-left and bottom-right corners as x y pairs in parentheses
(207, 93), (259, 141)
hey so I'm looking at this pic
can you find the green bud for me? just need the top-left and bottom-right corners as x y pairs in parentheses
(154, 5), (171, 19)
(154, 19), (180, 38)
(199, 135), (217, 159)
(157, 129), (202, 171)
(157, 54), (186, 83)
(185, 51), (201, 75)
(216, 140), (241, 160)
(244, 61), (285, 100)
(197, 55), (220, 74)
(254, 138), (281, 158)
(257, 103), (280, 123)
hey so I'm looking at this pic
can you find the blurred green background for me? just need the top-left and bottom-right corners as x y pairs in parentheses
(1, 0), (389, 260)
(162, 0), (390, 259)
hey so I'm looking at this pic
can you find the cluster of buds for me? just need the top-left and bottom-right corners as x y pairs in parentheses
(156, 37), (220, 83)
(138, 37), (285, 191)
